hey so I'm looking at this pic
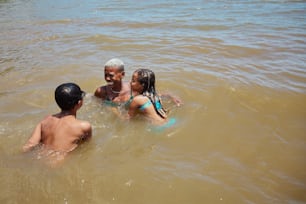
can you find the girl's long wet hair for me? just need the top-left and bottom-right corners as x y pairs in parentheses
(135, 68), (167, 119)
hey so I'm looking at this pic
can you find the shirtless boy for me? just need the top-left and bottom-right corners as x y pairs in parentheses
(22, 83), (92, 164)
(94, 58), (131, 105)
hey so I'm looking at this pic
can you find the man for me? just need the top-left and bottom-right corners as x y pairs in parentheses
(94, 58), (131, 105)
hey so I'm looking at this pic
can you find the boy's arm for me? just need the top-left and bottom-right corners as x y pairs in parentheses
(85, 123), (92, 140)
(80, 121), (92, 142)
(22, 123), (42, 152)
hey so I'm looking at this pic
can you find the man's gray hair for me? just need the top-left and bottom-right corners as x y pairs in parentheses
(104, 58), (124, 71)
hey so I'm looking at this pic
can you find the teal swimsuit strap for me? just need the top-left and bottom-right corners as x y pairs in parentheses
(103, 100), (120, 107)
(103, 94), (134, 108)
(103, 87), (134, 108)
(139, 99), (152, 111)
(155, 101), (162, 110)
(154, 118), (177, 132)
(104, 86), (113, 101)
(123, 94), (134, 108)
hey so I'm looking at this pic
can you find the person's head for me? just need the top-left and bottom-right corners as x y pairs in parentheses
(55, 83), (85, 111)
(131, 68), (156, 95)
(104, 58), (125, 85)
(131, 68), (167, 118)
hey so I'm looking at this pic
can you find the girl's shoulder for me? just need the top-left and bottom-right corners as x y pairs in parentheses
(132, 95), (147, 104)
(130, 95), (150, 108)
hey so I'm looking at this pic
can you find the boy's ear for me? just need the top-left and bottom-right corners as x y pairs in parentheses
(121, 71), (125, 77)
(77, 99), (83, 107)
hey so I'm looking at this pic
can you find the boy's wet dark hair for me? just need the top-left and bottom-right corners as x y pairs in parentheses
(55, 83), (85, 111)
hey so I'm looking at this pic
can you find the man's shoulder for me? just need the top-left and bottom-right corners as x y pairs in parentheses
(95, 85), (107, 98)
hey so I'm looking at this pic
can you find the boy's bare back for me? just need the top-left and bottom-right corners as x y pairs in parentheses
(22, 83), (92, 166)
(40, 113), (91, 152)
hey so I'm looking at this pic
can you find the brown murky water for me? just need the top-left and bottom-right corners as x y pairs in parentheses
(1, 0), (306, 203)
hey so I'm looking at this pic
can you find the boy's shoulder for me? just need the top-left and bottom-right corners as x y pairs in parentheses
(79, 120), (91, 129)
(74, 118), (92, 134)
(76, 119), (92, 140)
(40, 114), (57, 124)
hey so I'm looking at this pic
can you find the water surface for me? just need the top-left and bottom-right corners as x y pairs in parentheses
(0, 0), (306, 203)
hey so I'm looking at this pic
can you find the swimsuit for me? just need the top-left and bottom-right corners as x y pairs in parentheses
(102, 86), (135, 108)
(153, 118), (177, 132)
(103, 100), (119, 107)
(139, 99), (152, 111)
(159, 117), (176, 129)
(139, 99), (162, 111)
(123, 95), (134, 108)
(103, 95), (134, 108)
(139, 98), (176, 131)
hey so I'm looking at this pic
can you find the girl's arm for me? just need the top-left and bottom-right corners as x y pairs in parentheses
(128, 97), (140, 118)
(160, 92), (183, 107)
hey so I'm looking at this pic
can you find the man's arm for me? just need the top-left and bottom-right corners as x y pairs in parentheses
(94, 86), (106, 99)
(22, 123), (42, 152)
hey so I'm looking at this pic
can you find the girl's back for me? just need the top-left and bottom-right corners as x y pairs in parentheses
(129, 95), (166, 125)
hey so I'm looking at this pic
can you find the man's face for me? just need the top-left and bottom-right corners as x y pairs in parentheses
(104, 67), (124, 85)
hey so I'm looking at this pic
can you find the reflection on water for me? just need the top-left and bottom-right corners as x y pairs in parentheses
(0, 0), (306, 203)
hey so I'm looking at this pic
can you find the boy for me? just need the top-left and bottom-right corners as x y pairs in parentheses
(94, 58), (131, 105)
(22, 83), (92, 162)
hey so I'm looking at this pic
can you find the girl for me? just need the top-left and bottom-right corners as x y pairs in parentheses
(128, 68), (176, 127)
